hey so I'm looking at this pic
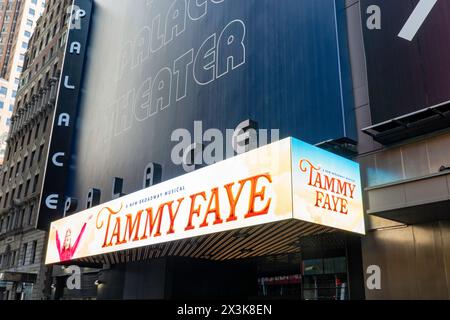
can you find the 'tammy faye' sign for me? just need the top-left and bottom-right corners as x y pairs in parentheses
(45, 138), (365, 264)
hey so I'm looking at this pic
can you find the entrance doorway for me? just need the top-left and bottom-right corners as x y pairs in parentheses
(255, 232), (352, 300)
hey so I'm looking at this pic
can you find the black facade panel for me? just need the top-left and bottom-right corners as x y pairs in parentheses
(67, 0), (355, 209)
(361, 0), (450, 124)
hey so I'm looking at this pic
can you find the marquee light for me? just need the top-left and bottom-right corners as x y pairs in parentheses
(45, 138), (365, 264)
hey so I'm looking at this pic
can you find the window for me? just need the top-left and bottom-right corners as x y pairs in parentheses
(6, 214), (11, 232)
(4, 192), (9, 208)
(16, 162), (21, 176)
(6, 214), (10, 229)
(29, 8), (36, 16)
(18, 184), (23, 200)
(26, 19), (33, 27)
(6, 118), (11, 126)
(21, 243), (27, 265)
(20, 209), (25, 227)
(28, 204), (34, 225)
(43, 116), (49, 133)
(30, 150), (36, 166)
(23, 156), (28, 172)
(24, 31), (31, 38)
(22, 41), (28, 49)
(0, 101), (3, 109)
(32, 174), (39, 193)
(25, 179), (30, 197)
(9, 104), (13, 111)
(35, 123), (40, 139)
(0, 86), (7, 95)
(38, 145), (44, 162)
(30, 241), (37, 264)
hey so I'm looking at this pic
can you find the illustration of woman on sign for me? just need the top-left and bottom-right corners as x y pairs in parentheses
(54, 215), (93, 262)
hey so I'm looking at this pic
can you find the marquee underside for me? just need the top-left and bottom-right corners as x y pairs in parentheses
(73, 219), (336, 265)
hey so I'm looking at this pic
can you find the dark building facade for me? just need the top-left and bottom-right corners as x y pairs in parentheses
(346, 0), (450, 299)
(0, 0), (72, 300)
(43, 0), (366, 300)
(3, 0), (449, 301)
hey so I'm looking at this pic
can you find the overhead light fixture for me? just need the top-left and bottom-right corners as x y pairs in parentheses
(94, 280), (103, 286)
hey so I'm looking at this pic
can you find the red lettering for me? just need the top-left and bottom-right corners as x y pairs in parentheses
(243, 173), (272, 219)
(200, 188), (223, 228)
(224, 182), (245, 222)
(185, 192), (206, 231)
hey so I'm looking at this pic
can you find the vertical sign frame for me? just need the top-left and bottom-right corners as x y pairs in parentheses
(36, 0), (93, 230)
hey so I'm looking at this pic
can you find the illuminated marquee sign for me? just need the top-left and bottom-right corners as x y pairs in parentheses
(45, 138), (365, 264)
(37, 0), (93, 229)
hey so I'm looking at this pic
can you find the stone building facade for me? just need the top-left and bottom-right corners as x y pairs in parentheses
(0, 0), (71, 300)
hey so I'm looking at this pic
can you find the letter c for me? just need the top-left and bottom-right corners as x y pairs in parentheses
(52, 152), (65, 167)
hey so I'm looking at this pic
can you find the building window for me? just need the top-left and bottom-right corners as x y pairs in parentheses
(35, 122), (40, 139)
(26, 19), (33, 27)
(27, 129), (32, 145)
(38, 145), (44, 162)
(0, 101), (3, 109)
(4, 193), (9, 208)
(17, 184), (23, 200)
(28, 204), (34, 226)
(30, 150), (36, 166)
(22, 41), (28, 49)
(6, 118), (11, 126)
(6, 214), (11, 230)
(25, 178), (31, 197)
(0, 86), (7, 95)
(16, 161), (21, 176)
(43, 116), (49, 133)
(32, 174), (39, 193)
(23, 156), (28, 172)
(19, 208), (25, 228)
(29, 8), (36, 16)
(24, 31), (31, 38)
(21, 243), (28, 266)
(30, 241), (37, 264)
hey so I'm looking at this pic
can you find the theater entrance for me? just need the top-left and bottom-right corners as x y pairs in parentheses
(255, 232), (362, 300)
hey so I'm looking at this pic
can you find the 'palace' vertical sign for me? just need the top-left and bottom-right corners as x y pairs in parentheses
(36, 0), (92, 230)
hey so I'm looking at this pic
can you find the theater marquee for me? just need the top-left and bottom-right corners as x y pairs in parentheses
(45, 138), (364, 264)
